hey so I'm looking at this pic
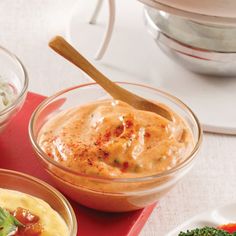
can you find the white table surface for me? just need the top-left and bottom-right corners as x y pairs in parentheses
(1, 1), (236, 236)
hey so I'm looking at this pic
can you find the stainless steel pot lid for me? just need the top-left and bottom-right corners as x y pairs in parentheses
(139, 0), (236, 25)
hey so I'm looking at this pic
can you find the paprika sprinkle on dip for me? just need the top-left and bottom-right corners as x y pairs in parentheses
(38, 99), (193, 178)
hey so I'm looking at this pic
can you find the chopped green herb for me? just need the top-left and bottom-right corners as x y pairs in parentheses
(0, 207), (24, 236)
(178, 226), (236, 236)
(114, 159), (120, 164)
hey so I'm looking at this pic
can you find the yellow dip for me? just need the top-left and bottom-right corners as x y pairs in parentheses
(38, 100), (193, 178)
(0, 188), (69, 236)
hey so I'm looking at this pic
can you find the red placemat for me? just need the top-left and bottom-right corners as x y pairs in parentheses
(0, 92), (156, 236)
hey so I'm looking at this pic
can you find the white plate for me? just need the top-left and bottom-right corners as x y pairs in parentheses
(66, 0), (236, 135)
(167, 202), (236, 235)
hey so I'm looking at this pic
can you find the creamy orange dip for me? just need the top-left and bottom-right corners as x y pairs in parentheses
(38, 100), (193, 178)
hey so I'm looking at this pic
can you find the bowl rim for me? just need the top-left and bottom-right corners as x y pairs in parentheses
(144, 6), (236, 54)
(29, 82), (202, 183)
(0, 168), (77, 235)
(0, 45), (29, 116)
(141, 0), (236, 25)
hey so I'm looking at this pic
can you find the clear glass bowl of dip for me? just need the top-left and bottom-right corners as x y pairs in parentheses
(0, 46), (28, 132)
(0, 168), (77, 235)
(144, 6), (236, 77)
(29, 82), (202, 212)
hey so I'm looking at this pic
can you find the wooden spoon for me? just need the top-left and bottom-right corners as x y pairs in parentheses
(49, 36), (172, 121)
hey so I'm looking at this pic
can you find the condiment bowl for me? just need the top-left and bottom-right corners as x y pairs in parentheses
(144, 6), (236, 77)
(0, 168), (77, 236)
(0, 46), (28, 132)
(29, 82), (202, 212)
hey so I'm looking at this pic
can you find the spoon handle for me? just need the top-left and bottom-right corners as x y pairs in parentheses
(49, 36), (128, 98)
(49, 36), (172, 120)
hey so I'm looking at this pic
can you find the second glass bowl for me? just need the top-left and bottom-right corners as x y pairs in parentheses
(0, 168), (77, 235)
(0, 46), (28, 132)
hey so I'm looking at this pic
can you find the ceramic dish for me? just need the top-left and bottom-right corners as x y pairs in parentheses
(167, 202), (236, 235)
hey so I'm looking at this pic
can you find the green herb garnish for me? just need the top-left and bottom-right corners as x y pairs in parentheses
(113, 159), (120, 164)
(178, 226), (236, 236)
(0, 207), (24, 236)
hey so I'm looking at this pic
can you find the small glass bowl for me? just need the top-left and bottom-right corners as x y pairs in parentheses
(0, 46), (28, 132)
(0, 168), (77, 235)
(29, 82), (202, 212)
(144, 6), (236, 77)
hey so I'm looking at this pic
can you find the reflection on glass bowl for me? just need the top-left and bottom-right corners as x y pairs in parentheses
(144, 6), (236, 77)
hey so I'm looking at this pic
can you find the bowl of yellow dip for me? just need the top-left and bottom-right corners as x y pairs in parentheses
(29, 82), (202, 212)
(0, 168), (77, 235)
(0, 46), (28, 133)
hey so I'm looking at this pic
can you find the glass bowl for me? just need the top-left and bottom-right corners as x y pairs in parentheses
(0, 168), (77, 235)
(0, 46), (28, 132)
(144, 6), (236, 77)
(29, 82), (202, 212)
